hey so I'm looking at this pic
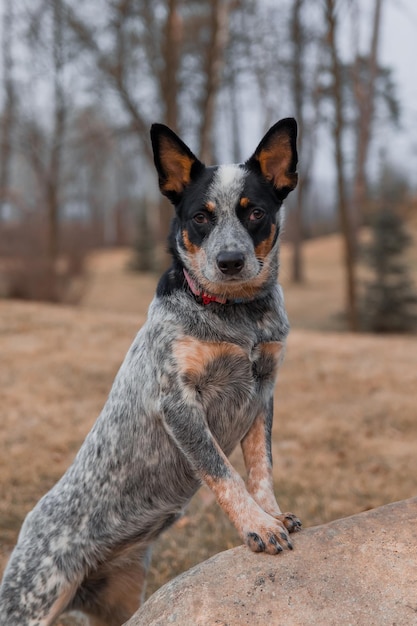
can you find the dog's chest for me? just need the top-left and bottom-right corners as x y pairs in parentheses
(172, 337), (282, 453)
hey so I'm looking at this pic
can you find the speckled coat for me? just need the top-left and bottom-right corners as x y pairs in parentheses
(0, 119), (301, 626)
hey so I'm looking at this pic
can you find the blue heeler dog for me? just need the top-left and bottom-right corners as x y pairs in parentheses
(0, 118), (301, 625)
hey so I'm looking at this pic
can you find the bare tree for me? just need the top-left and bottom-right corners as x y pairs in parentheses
(0, 0), (16, 221)
(65, 0), (245, 161)
(351, 0), (384, 229)
(276, 0), (322, 283)
(289, 0), (306, 283)
(161, 0), (182, 132)
(63, 0), (241, 266)
(199, 0), (232, 164)
(324, 0), (359, 331)
(47, 0), (67, 263)
(19, 0), (68, 265)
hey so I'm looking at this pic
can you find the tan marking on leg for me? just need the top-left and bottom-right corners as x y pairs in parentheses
(173, 337), (247, 379)
(241, 412), (281, 516)
(100, 566), (145, 619)
(78, 545), (149, 624)
(44, 582), (78, 625)
(203, 470), (291, 555)
(256, 341), (285, 381)
(203, 471), (248, 524)
(241, 343), (284, 513)
(259, 341), (284, 361)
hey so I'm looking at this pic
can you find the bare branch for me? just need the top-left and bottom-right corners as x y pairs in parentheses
(62, 0), (153, 162)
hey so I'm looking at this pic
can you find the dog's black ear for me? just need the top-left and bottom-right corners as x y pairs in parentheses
(246, 118), (298, 198)
(150, 124), (204, 203)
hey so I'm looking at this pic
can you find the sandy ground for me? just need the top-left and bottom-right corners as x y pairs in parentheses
(1, 236), (416, 611)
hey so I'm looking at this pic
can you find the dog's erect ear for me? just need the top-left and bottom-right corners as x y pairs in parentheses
(246, 118), (298, 198)
(150, 124), (204, 203)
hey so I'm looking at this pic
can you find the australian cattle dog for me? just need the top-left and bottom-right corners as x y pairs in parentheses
(0, 118), (301, 625)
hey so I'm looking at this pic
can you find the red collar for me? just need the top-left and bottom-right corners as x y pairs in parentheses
(183, 269), (228, 305)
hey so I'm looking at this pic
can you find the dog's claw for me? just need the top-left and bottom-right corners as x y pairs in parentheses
(276, 512), (302, 533)
(244, 512), (299, 555)
(247, 532), (266, 553)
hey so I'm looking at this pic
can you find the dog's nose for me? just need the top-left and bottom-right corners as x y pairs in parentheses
(216, 251), (245, 275)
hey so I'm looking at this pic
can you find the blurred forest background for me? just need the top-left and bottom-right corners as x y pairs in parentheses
(1, 1), (417, 606)
(0, 0), (416, 332)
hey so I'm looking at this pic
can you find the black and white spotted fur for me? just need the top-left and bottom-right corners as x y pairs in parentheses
(0, 118), (301, 626)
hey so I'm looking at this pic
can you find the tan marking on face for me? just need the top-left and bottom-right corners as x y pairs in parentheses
(198, 277), (261, 300)
(205, 200), (216, 212)
(182, 229), (199, 255)
(195, 254), (273, 300)
(257, 135), (298, 191)
(159, 137), (195, 194)
(239, 196), (250, 208)
(255, 224), (276, 260)
(173, 337), (247, 379)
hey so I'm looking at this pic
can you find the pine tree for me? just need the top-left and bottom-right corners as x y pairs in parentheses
(361, 208), (417, 332)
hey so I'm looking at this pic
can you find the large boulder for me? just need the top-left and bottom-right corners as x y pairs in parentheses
(126, 497), (417, 626)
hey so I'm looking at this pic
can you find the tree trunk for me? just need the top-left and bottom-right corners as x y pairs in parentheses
(325, 0), (359, 331)
(47, 0), (66, 265)
(161, 0), (182, 131)
(0, 0), (16, 221)
(158, 0), (183, 268)
(290, 0), (305, 283)
(199, 0), (231, 164)
(352, 0), (384, 228)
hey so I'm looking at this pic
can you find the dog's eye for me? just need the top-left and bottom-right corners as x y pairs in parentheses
(193, 213), (209, 225)
(249, 208), (265, 221)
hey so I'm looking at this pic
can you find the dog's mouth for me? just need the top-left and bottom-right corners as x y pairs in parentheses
(186, 256), (271, 302)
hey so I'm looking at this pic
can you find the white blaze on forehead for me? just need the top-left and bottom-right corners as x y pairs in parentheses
(215, 164), (244, 187)
(204, 164), (253, 257)
(208, 164), (247, 216)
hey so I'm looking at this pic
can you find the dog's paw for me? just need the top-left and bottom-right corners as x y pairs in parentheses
(243, 514), (295, 555)
(275, 512), (302, 534)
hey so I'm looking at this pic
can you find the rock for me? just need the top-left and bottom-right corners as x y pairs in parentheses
(126, 497), (417, 626)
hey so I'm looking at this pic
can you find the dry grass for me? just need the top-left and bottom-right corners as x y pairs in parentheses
(1, 234), (416, 612)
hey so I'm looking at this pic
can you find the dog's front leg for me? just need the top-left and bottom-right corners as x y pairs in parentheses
(241, 402), (302, 537)
(162, 399), (294, 555)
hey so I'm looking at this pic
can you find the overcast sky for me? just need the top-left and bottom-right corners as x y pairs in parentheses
(378, 0), (417, 180)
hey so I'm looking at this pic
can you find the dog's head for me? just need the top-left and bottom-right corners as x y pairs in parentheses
(151, 119), (298, 301)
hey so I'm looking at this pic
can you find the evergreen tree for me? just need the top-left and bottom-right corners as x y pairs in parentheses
(361, 208), (417, 332)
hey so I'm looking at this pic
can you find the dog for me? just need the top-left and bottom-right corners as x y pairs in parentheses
(0, 118), (301, 626)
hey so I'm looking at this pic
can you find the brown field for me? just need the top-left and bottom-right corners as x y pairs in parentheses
(1, 234), (417, 614)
